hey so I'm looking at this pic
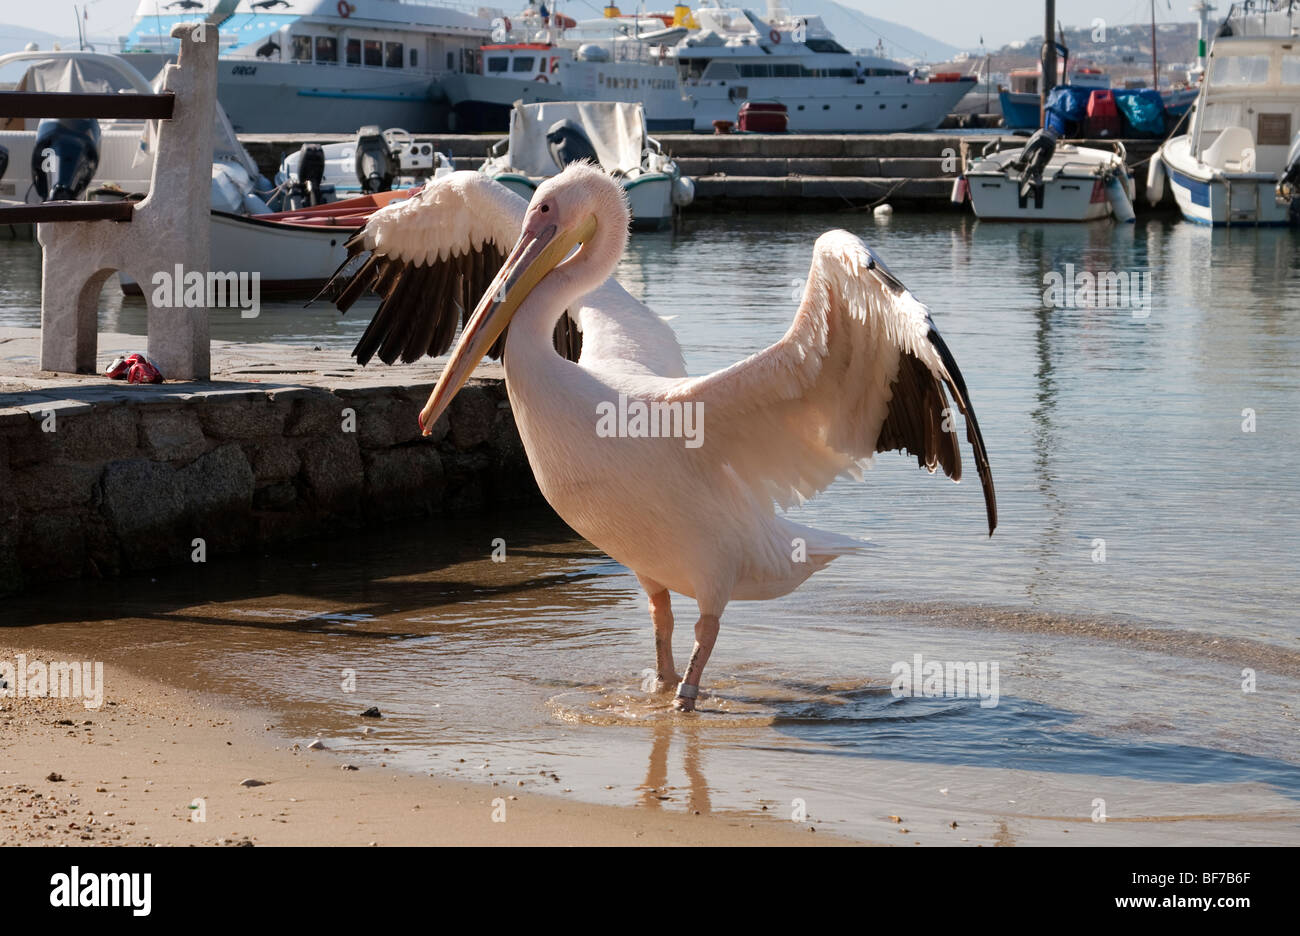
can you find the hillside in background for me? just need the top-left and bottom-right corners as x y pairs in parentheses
(0, 23), (122, 61)
(935, 20), (1204, 86)
(801, 1), (964, 62)
(3, 3), (966, 64)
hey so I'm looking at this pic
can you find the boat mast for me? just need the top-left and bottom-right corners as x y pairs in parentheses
(1190, 0), (1216, 80)
(1151, 0), (1159, 90)
(1041, 0), (1056, 123)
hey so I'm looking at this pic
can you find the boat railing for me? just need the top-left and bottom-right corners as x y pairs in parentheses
(980, 136), (1029, 159)
(980, 136), (1128, 166)
(394, 0), (505, 17)
(1219, 1), (1299, 37)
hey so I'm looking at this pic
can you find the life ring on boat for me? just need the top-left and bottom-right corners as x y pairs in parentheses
(337, 0), (353, 16)
(769, 29), (781, 44)
(534, 74), (549, 83)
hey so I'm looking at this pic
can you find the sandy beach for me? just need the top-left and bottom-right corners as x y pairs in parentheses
(0, 639), (854, 847)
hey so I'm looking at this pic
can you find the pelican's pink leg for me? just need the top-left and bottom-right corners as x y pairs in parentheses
(673, 614), (720, 713)
(640, 580), (679, 691)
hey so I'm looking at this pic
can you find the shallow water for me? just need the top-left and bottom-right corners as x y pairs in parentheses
(3, 212), (1299, 843)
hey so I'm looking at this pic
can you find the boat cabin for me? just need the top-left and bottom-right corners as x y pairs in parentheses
(1191, 37), (1300, 174)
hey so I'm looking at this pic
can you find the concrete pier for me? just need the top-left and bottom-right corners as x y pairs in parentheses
(240, 131), (1168, 212)
(0, 328), (535, 596)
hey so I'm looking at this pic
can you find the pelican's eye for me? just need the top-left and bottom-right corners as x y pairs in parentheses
(539, 204), (550, 213)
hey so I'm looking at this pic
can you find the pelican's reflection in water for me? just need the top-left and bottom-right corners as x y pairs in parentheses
(638, 721), (712, 815)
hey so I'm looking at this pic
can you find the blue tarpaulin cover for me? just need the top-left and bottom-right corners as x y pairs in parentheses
(1112, 89), (1166, 136)
(1043, 85), (1168, 137)
(1044, 86), (1091, 135)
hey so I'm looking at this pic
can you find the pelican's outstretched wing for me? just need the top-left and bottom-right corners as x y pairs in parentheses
(666, 230), (996, 534)
(319, 172), (586, 364)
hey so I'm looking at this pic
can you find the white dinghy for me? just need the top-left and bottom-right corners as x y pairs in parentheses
(961, 129), (1136, 222)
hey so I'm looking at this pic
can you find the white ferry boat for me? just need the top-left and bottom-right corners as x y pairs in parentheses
(119, 0), (497, 132)
(1152, 1), (1300, 225)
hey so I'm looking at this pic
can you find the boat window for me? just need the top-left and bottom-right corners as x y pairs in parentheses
(413, 49), (421, 68)
(703, 61), (739, 80)
(513, 57), (536, 72)
(292, 35), (312, 62)
(365, 40), (383, 68)
(1211, 53), (1270, 86)
(1010, 73), (1037, 93)
(346, 39), (361, 66)
(738, 64), (770, 78)
(487, 56), (509, 73)
(315, 37), (337, 65)
(679, 58), (709, 81)
(772, 64), (800, 77)
(805, 38), (849, 54)
(1282, 54), (1300, 85)
(386, 42), (403, 68)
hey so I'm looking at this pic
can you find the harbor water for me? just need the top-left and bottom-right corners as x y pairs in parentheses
(2, 212), (1298, 843)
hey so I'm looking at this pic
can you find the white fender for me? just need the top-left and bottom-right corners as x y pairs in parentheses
(1146, 151), (1166, 206)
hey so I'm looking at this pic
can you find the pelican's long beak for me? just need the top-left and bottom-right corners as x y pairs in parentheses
(417, 214), (595, 435)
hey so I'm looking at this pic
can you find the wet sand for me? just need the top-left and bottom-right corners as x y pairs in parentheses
(0, 638), (854, 847)
(4, 509), (1297, 847)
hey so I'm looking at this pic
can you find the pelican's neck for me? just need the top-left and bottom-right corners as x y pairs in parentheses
(504, 243), (606, 374)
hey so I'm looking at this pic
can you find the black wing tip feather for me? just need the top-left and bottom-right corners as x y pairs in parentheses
(926, 327), (998, 537)
(317, 237), (585, 370)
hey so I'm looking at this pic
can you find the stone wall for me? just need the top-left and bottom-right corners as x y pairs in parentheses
(0, 378), (538, 596)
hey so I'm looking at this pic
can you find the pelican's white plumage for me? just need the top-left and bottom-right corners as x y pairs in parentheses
(325, 165), (995, 710)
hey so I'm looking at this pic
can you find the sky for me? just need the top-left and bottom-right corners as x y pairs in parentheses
(0, 0), (1201, 51)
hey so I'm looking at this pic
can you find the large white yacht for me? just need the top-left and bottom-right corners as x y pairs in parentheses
(1152, 1), (1300, 225)
(443, 2), (975, 132)
(119, 0), (497, 131)
(673, 2), (974, 131)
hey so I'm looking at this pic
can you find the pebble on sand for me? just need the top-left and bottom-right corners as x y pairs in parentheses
(46, 773), (65, 782)
(307, 739), (327, 750)
(239, 778), (266, 787)
(360, 707), (382, 718)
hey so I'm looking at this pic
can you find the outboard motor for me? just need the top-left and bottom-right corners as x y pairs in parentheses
(1010, 126), (1059, 200)
(1275, 134), (1300, 205)
(0, 144), (8, 182)
(31, 117), (101, 201)
(546, 119), (599, 172)
(354, 126), (393, 194)
(296, 142), (326, 207)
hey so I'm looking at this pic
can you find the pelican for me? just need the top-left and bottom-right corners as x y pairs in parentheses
(323, 164), (996, 711)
